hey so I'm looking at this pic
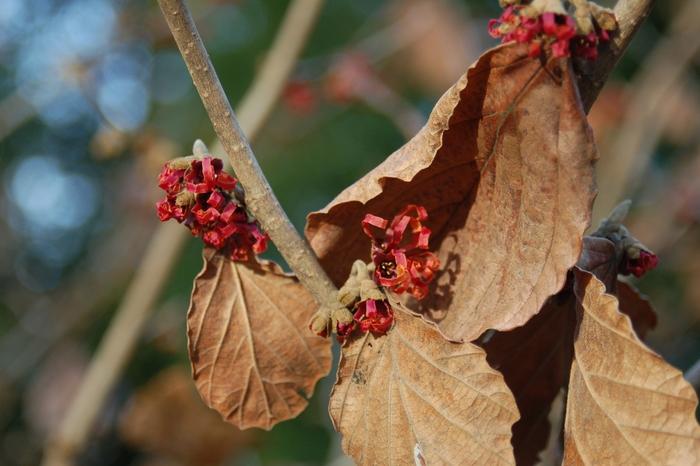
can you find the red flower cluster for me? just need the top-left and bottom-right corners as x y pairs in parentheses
(328, 205), (440, 343)
(156, 156), (268, 261)
(333, 299), (394, 343)
(362, 205), (440, 300)
(354, 299), (393, 334)
(623, 249), (659, 278)
(488, 6), (610, 60)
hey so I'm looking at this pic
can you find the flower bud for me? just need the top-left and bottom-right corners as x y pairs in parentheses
(338, 280), (360, 307)
(175, 190), (195, 207)
(331, 307), (354, 326)
(308, 310), (331, 338)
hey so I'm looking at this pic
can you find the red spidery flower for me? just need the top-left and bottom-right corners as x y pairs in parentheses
(362, 204), (440, 300)
(353, 299), (394, 334)
(488, 6), (611, 60)
(155, 156), (268, 261)
(623, 249), (659, 278)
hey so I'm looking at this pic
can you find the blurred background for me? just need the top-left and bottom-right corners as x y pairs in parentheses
(0, 0), (697, 465)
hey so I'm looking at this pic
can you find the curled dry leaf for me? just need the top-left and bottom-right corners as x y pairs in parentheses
(306, 43), (596, 341)
(480, 288), (576, 466)
(576, 235), (619, 291)
(119, 367), (256, 465)
(187, 248), (332, 430)
(564, 269), (700, 465)
(329, 305), (519, 465)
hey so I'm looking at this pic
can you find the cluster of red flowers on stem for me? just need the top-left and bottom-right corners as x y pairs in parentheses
(489, 5), (611, 60)
(156, 156), (267, 261)
(334, 205), (441, 342)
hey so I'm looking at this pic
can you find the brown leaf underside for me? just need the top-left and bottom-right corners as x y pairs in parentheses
(330, 307), (519, 466)
(480, 289), (576, 466)
(187, 248), (331, 430)
(616, 280), (657, 340)
(564, 269), (700, 465)
(306, 43), (597, 342)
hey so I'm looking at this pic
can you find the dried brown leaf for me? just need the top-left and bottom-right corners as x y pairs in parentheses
(119, 367), (255, 465)
(616, 280), (657, 339)
(187, 248), (332, 430)
(563, 269), (700, 465)
(306, 44), (596, 341)
(329, 306), (519, 465)
(480, 289), (576, 466)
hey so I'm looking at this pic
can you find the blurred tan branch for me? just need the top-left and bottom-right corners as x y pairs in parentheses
(0, 91), (36, 140)
(42, 1), (325, 465)
(592, 0), (700, 224)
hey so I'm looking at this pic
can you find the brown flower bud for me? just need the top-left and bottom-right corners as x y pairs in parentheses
(338, 279), (360, 307)
(590, 3), (617, 31)
(167, 155), (197, 170)
(175, 190), (195, 207)
(331, 307), (354, 326)
(308, 309), (331, 338)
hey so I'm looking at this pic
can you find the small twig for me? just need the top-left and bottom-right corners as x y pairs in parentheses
(591, 0), (700, 224)
(157, 0), (338, 309)
(578, 0), (655, 111)
(42, 1), (325, 465)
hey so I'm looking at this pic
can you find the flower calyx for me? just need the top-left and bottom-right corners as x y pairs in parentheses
(592, 200), (659, 278)
(155, 144), (268, 262)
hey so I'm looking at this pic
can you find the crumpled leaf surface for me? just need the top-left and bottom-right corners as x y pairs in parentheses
(306, 43), (597, 341)
(480, 288), (576, 466)
(187, 248), (331, 430)
(564, 269), (700, 465)
(329, 306), (519, 465)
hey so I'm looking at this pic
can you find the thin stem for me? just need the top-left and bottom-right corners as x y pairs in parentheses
(157, 0), (338, 310)
(42, 1), (325, 465)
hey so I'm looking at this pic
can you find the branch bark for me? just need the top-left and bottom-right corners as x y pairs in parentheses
(578, 0), (655, 112)
(42, 1), (325, 465)
(157, 0), (338, 309)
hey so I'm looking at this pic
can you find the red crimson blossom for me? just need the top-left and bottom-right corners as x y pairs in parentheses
(623, 249), (659, 278)
(156, 156), (267, 261)
(353, 299), (394, 335)
(489, 6), (610, 60)
(362, 204), (440, 300)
